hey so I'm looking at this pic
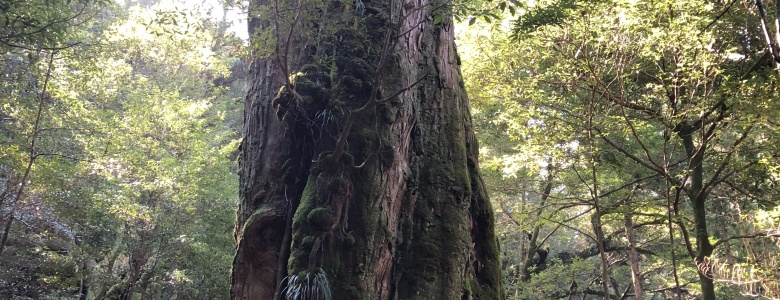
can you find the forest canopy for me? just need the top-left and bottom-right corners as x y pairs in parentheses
(1, 0), (244, 298)
(462, 0), (780, 298)
(0, 0), (778, 299)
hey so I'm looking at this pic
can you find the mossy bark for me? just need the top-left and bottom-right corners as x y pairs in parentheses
(231, 0), (502, 299)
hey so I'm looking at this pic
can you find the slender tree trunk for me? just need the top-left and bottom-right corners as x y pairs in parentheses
(519, 169), (552, 282)
(587, 94), (610, 300)
(661, 130), (682, 300)
(0, 52), (54, 255)
(0, 215), (14, 254)
(591, 212), (611, 300)
(756, 0), (780, 72)
(624, 213), (643, 300)
(679, 128), (715, 300)
(230, 0), (502, 298)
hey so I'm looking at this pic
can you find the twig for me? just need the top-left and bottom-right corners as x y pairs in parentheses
(700, 0), (737, 33)
(712, 232), (772, 249)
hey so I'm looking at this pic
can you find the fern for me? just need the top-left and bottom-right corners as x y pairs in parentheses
(282, 268), (333, 300)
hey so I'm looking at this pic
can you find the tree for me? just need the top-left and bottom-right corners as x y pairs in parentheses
(0, 0), (108, 257)
(0, 0), (108, 50)
(55, 3), (243, 298)
(1, 1), (245, 298)
(231, 0), (502, 298)
(460, 0), (780, 299)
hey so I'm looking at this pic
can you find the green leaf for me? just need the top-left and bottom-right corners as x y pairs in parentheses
(433, 14), (442, 25)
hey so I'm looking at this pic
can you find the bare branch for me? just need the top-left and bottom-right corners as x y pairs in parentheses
(703, 125), (753, 193)
(593, 127), (667, 177)
(373, 71), (429, 105)
(712, 232), (773, 249)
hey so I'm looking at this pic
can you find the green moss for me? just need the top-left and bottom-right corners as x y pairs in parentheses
(333, 29), (367, 57)
(272, 85), (294, 120)
(464, 277), (474, 295)
(361, 12), (390, 51)
(288, 175), (321, 273)
(314, 161), (383, 299)
(378, 103), (395, 124)
(326, 176), (349, 195)
(301, 236), (314, 248)
(466, 156), (503, 299)
(337, 75), (363, 95)
(240, 205), (271, 236)
(349, 123), (380, 162)
(332, 56), (373, 102)
(307, 207), (334, 230)
(300, 64), (320, 74)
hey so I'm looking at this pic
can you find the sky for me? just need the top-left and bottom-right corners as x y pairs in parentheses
(198, 0), (249, 41)
(122, 0), (249, 41)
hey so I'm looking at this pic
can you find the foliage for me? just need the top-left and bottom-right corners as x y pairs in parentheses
(283, 268), (332, 300)
(3, 0), (779, 298)
(459, 0), (780, 298)
(0, 0), (245, 298)
(0, 0), (110, 49)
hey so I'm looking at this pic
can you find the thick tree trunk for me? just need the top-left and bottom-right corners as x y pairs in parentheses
(231, 0), (502, 299)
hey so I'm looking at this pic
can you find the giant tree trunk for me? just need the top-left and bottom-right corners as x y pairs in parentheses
(230, 0), (502, 299)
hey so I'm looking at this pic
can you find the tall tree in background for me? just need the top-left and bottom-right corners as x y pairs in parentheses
(231, 0), (502, 298)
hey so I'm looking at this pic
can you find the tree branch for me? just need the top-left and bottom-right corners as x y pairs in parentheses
(755, 0), (780, 72)
(712, 232), (772, 249)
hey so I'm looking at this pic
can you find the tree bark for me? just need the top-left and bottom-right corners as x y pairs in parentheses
(230, 0), (502, 299)
(624, 213), (643, 300)
(679, 127), (715, 300)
